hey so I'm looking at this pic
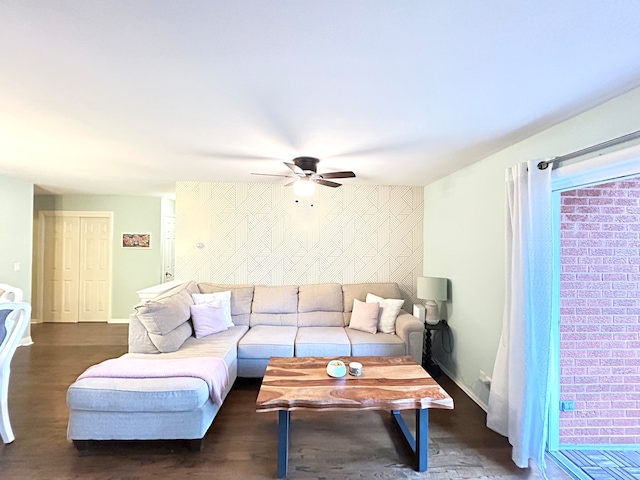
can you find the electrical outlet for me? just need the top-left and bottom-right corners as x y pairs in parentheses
(13, 262), (20, 272)
(560, 400), (575, 412)
(479, 370), (492, 386)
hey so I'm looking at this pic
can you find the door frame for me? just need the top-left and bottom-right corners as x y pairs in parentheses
(36, 210), (114, 323)
(161, 214), (175, 283)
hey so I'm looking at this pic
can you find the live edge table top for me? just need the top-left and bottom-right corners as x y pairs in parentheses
(255, 356), (454, 413)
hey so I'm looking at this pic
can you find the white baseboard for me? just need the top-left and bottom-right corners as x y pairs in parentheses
(439, 363), (489, 412)
(108, 318), (130, 324)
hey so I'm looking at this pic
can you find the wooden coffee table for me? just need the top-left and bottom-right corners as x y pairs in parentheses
(255, 356), (454, 477)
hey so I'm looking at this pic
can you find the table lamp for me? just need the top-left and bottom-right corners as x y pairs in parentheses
(416, 276), (448, 325)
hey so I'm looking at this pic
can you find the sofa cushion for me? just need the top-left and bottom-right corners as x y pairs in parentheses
(133, 281), (198, 353)
(238, 358), (271, 378)
(295, 327), (351, 357)
(237, 325), (297, 358)
(250, 313), (298, 327)
(135, 281), (197, 334)
(252, 285), (298, 314)
(67, 377), (210, 413)
(128, 325), (249, 368)
(148, 322), (194, 353)
(343, 283), (405, 326)
(345, 328), (406, 357)
(197, 284), (254, 326)
(250, 285), (299, 326)
(156, 281), (200, 301)
(342, 283), (403, 313)
(128, 313), (159, 354)
(297, 311), (344, 328)
(297, 283), (344, 327)
(298, 283), (343, 313)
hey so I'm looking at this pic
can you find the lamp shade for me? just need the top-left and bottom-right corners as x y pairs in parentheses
(416, 276), (447, 301)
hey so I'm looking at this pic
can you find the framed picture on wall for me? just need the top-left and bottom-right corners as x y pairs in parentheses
(122, 233), (151, 248)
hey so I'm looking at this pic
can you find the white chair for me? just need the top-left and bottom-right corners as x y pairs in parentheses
(0, 284), (23, 303)
(0, 301), (31, 443)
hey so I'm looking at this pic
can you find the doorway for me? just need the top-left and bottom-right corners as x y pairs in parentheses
(550, 170), (640, 478)
(37, 211), (113, 322)
(162, 214), (175, 283)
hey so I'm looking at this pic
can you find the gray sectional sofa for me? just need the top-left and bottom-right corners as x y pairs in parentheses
(67, 281), (425, 450)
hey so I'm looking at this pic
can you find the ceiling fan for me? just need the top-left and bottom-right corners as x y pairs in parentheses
(251, 156), (356, 190)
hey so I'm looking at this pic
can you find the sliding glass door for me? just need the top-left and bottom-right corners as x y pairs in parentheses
(549, 149), (640, 476)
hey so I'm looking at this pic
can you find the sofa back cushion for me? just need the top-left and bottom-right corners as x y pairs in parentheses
(197, 283), (255, 326)
(298, 283), (344, 327)
(298, 283), (343, 312)
(251, 285), (298, 326)
(131, 281), (199, 353)
(159, 280), (199, 298)
(128, 313), (160, 354)
(342, 282), (404, 325)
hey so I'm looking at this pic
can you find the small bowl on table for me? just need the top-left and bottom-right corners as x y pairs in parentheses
(326, 360), (347, 378)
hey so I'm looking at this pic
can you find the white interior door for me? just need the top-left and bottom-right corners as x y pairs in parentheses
(40, 212), (112, 323)
(43, 215), (81, 323)
(78, 216), (111, 321)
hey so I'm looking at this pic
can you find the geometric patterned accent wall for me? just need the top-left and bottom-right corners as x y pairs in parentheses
(175, 182), (423, 305)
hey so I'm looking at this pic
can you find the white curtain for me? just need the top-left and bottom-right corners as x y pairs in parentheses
(487, 160), (553, 470)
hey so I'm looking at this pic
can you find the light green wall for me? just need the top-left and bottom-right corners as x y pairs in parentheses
(33, 195), (165, 319)
(424, 85), (640, 409)
(0, 175), (34, 342)
(0, 175), (34, 298)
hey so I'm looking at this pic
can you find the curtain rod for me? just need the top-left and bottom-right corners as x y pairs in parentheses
(537, 129), (640, 170)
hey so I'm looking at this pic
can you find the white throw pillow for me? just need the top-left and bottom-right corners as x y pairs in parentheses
(366, 293), (404, 334)
(192, 291), (233, 326)
(190, 302), (228, 338)
(348, 299), (379, 334)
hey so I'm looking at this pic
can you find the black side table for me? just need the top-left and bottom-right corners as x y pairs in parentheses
(422, 320), (447, 377)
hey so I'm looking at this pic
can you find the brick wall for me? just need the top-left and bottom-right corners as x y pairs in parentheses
(559, 178), (640, 445)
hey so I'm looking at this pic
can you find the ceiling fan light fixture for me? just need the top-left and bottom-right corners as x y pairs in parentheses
(255, 156), (355, 191)
(293, 178), (315, 196)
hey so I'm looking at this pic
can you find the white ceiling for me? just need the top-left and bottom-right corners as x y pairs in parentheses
(2, 1), (640, 196)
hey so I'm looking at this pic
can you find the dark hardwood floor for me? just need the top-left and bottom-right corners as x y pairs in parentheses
(0, 323), (572, 479)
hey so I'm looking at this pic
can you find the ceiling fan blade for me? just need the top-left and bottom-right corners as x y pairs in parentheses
(251, 173), (293, 178)
(314, 179), (342, 188)
(284, 162), (305, 175)
(319, 171), (356, 179)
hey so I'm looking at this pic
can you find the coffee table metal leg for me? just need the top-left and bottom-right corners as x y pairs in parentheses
(416, 408), (428, 471)
(277, 410), (290, 478)
(391, 409), (429, 472)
